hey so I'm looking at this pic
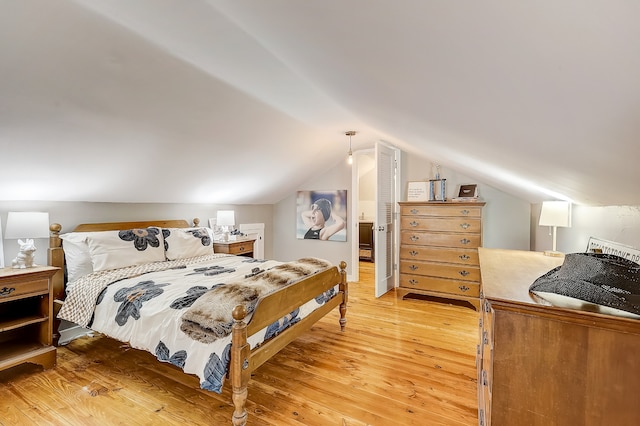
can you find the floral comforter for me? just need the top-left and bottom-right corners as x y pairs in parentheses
(58, 254), (336, 392)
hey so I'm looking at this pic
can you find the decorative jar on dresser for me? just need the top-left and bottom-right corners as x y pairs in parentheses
(398, 201), (485, 309)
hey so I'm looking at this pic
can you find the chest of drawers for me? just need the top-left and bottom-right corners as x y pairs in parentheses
(398, 201), (484, 309)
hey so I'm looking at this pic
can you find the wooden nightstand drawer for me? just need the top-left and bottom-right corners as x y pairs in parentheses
(213, 238), (256, 257)
(1, 278), (49, 300)
(227, 241), (253, 255)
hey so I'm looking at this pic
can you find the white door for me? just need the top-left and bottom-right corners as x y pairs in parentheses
(374, 142), (399, 297)
(238, 223), (265, 259)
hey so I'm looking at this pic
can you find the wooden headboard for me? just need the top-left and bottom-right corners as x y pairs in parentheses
(48, 218), (198, 308)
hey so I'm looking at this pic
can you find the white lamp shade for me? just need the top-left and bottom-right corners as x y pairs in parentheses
(216, 210), (235, 227)
(4, 212), (50, 239)
(539, 201), (571, 228)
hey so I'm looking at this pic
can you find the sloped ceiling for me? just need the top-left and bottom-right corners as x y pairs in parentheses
(1, 0), (639, 206)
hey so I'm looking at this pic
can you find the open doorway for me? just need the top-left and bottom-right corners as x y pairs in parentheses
(351, 143), (400, 296)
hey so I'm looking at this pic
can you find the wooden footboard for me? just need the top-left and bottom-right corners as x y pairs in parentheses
(230, 261), (348, 426)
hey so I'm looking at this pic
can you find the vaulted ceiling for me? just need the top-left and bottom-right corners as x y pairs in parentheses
(1, 1), (639, 205)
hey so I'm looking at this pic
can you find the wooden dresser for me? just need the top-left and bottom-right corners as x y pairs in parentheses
(478, 248), (640, 426)
(0, 266), (59, 372)
(398, 201), (485, 309)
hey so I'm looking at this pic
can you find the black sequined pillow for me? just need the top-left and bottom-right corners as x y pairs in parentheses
(529, 252), (640, 319)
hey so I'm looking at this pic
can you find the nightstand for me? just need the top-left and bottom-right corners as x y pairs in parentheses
(0, 266), (59, 372)
(213, 238), (256, 257)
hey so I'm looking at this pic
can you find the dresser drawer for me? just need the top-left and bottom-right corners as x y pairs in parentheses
(401, 216), (481, 233)
(400, 246), (479, 265)
(400, 260), (480, 282)
(0, 278), (49, 302)
(401, 205), (483, 218)
(399, 274), (480, 297)
(401, 231), (481, 248)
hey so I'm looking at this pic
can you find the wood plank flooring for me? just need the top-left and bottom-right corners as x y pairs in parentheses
(0, 262), (479, 425)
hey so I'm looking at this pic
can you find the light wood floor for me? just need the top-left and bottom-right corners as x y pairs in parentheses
(0, 262), (479, 425)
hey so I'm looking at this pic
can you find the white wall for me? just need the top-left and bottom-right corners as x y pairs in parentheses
(0, 201), (273, 266)
(532, 204), (640, 253)
(273, 159), (353, 272)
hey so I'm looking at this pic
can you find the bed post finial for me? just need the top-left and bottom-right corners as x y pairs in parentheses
(193, 218), (200, 227)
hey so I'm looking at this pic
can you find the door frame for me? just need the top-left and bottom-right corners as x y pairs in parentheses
(350, 144), (401, 290)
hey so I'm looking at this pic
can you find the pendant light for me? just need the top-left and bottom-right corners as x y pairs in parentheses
(346, 131), (356, 164)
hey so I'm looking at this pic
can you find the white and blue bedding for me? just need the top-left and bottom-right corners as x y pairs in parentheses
(58, 254), (337, 392)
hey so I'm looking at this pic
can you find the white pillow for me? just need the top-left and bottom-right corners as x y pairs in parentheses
(86, 227), (166, 272)
(163, 227), (213, 260)
(60, 232), (93, 283)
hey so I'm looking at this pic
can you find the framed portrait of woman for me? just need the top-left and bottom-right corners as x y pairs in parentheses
(296, 190), (347, 241)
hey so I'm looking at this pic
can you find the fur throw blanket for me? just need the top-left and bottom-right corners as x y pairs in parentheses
(180, 257), (332, 343)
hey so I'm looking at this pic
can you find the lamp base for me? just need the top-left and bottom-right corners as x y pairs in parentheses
(543, 250), (564, 257)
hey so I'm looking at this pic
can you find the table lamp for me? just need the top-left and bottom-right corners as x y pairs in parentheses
(539, 201), (571, 257)
(216, 210), (235, 241)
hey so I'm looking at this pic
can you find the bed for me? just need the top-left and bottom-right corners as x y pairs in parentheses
(47, 219), (348, 426)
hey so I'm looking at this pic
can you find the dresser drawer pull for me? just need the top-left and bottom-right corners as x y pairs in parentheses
(409, 264), (418, 271)
(459, 285), (470, 292)
(459, 223), (471, 230)
(0, 287), (16, 297)
(482, 369), (488, 386)
(409, 250), (419, 256)
(409, 221), (419, 227)
(460, 238), (471, 245)
(483, 331), (488, 345)
(461, 209), (470, 215)
(459, 254), (470, 260)
(239, 246), (245, 251)
(410, 209), (419, 214)
(410, 235), (420, 242)
(409, 279), (419, 285)
(459, 270), (470, 277)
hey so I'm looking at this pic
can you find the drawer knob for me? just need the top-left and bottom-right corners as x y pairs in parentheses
(409, 221), (419, 227)
(461, 209), (470, 215)
(410, 209), (419, 214)
(0, 287), (16, 297)
(460, 223), (471, 230)
(409, 264), (418, 271)
(459, 254), (470, 261)
(459, 270), (470, 277)
(459, 285), (470, 292)
(410, 235), (420, 242)
(239, 247), (245, 251)
(409, 250), (418, 256)
(409, 279), (419, 285)
(460, 238), (471, 245)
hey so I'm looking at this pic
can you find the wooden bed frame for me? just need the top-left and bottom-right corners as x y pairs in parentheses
(47, 219), (348, 426)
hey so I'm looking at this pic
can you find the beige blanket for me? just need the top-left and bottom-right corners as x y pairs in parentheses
(180, 257), (332, 343)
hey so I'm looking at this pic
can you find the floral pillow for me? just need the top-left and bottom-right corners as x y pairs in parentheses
(85, 227), (166, 272)
(163, 227), (213, 260)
